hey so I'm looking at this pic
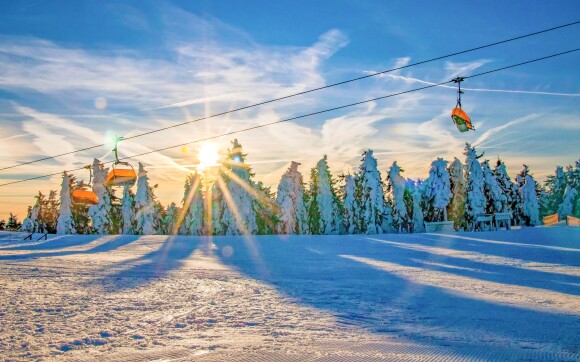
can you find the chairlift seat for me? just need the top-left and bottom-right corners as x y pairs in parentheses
(72, 189), (98, 205)
(451, 107), (474, 132)
(106, 167), (137, 187)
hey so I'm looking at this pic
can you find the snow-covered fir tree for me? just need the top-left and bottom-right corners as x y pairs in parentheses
(411, 185), (425, 232)
(88, 158), (115, 234)
(386, 161), (409, 232)
(276, 162), (309, 234)
(493, 159), (518, 218)
(481, 160), (507, 214)
(544, 166), (568, 217)
(424, 158), (452, 222)
(448, 157), (466, 230)
(341, 174), (358, 234)
(160, 202), (179, 235)
(120, 184), (135, 234)
(134, 162), (157, 235)
(179, 172), (204, 236)
(463, 144), (486, 231)
(253, 180), (278, 235)
(308, 155), (342, 235)
(519, 174), (541, 226)
(355, 151), (389, 234)
(557, 186), (577, 220)
(215, 139), (258, 235)
(57, 173), (76, 234)
(22, 192), (46, 233)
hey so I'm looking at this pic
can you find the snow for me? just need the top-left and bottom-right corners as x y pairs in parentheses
(358, 150), (388, 234)
(275, 162), (309, 235)
(309, 155), (341, 235)
(559, 186), (578, 220)
(1, 227), (579, 361)
(520, 175), (542, 226)
(134, 163), (157, 235)
(88, 159), (114, 235)
(424, 158), (452, 222)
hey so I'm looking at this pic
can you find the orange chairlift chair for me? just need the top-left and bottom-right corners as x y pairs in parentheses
(106, 136), (137, 187)
(451, 77), (475, 133)
(72, 165), (98, 205)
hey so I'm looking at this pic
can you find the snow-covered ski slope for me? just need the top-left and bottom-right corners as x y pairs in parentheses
(1, 227), (579, 361)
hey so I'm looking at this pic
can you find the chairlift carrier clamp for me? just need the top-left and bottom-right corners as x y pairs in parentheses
(451, 77), (474, 133)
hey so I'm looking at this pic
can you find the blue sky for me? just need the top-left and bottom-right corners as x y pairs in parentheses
(0, 0), (579, 219)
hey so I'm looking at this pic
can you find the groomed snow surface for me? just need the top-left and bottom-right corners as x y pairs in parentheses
(0, 227), (579, 361)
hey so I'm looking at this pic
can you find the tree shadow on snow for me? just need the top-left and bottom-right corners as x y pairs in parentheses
(212, 234), (580, 359)
(91, 235), (200, 292)
(0, 235), (140, 261)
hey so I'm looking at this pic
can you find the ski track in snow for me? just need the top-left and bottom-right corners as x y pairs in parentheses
(0, 227), (579, 361)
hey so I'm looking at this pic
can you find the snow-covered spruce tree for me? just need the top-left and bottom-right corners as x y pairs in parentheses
(386, 161), (409, 232)
(120, 185), (135, 234)
(481, 160), (507, 214)
(57, 173), (76, 234)
(44, 190), (59, 234)
(307, 155), (342, 235)
(134, 162), (157, 235)
(22, 192), (45, 233)
(558, 186), (577, 220)
(276, 161), (309, 234)
(88, 158), (115, 234)
(179, 172), (204, 236)
(215, 139), (258, 235)
(448, 158), (466, 230)
(493, 159), (518, 218)
(357, 150), (390, 234)
(519, 174), (541, 226)
(544, 166), (568, 218)
(341, 174), (358, 234)
(411, 184), (425, 233)
(253, 180), (279, 235)
(424, 158), (452, 222)
(566, 160), (580, 217)
(162, 202), (180, 235)
(463, 143), (486, 231)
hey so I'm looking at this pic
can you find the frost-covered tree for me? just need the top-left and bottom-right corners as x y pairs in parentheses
(22, 192), (45, 233)
(88, 158), (115, 234)
(386, 161), (409, 232)
(357, 151), (390, 234)
(308, 155), (342, 235)
(179, 172), (204, 236)
(412, 185), (425, 233)
(557, 186), (577, 220)
(424, 158), (452, 222)
(253, 180), (279, 235)
(544, 166), (568, 217)
(160, 202), (179, 235)
(519, 174), (541, 226)
(464, 144), (486, 230)
(134, 162), (156, 235)
(448, 158), (466, 230)
(341, 174), (358, 234)
(276, 162), (309, 234)
(57, 173), (76, 234)
(215, 139), (258, 235)
(120, 185), (135, 234)
(493, 159), (518, 218)
(481, 160), (507, 214)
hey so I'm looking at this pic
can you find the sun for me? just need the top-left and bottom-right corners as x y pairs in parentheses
(197, 142), (219, 171)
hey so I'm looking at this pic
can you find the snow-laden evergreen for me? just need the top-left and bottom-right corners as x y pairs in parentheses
(493, 159), (518, 217)
(557, 186), (577, 220)
(519, 174), (541, 226)
(341, 174), (358, 234)
(463, 144), (486, 230)
(179, 172), (204, 236)
(448, 157), (465, 230)
(544, 166), (568, 217)
(424, 158), (451, 222)
(56, 173), (76, 234)
(120, 185), (135, 234)
(216, 139), (258, 235)
(386, 161), (408, 232)
(308, 155), (342, 235)
(276, 162), (309, 234)
(134, 162), (156, 235)
(88, 158), (114, 234)
(411, 183), (425, 233)
(21, 200), (40, 233)
(161, 202), (179, 235)
(357, 151), (389, 234)
(481, 160), (507, 213)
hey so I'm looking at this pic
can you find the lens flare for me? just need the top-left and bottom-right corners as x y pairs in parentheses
(198, 142), (219, 171)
